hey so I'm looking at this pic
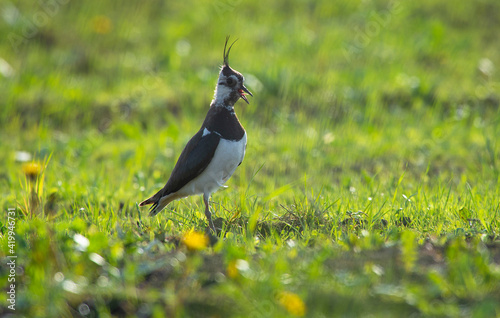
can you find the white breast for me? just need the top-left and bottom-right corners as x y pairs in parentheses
(178, 132), (247, 197)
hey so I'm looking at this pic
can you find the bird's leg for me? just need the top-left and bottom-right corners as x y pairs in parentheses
(203, 193), (216, 234)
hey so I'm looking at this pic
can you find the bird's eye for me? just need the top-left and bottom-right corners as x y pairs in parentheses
(226, 77), (235, 86)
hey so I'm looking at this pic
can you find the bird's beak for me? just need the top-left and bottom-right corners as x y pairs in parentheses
(238, 85), (253, 104)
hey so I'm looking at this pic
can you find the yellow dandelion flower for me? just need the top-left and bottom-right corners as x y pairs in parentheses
(22, 162), (41, 180)
(91, 15), (112, 34)
(278, 291), (306, 317)
(181, 230), (208, 251)
(227, 260), (239, 279)
(227, 259), (249, 279)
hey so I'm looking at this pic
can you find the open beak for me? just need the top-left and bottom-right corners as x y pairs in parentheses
(238, 85), (253, 104)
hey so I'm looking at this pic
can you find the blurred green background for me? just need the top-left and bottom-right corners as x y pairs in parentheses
(1, 0), (499, 188)
(1, 0), (500, 317)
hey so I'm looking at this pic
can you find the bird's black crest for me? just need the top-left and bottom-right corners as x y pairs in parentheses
(223, 36), (238, 66)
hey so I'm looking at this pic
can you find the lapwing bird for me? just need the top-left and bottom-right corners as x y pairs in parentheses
(139, 37), (252, 233)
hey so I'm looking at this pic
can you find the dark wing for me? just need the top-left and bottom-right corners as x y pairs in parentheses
(161, 129), (221, 196)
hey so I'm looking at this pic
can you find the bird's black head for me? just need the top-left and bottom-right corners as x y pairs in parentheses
(213, 36), (253, 106)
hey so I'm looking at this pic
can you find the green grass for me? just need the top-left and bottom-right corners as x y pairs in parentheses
(1, 0), (500, 317)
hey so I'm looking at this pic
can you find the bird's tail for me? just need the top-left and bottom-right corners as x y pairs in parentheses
(139, 193), (177, 216)
(139, 197), (155, 207)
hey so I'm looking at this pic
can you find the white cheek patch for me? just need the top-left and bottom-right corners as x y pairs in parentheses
(214, 83), (233, 101)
